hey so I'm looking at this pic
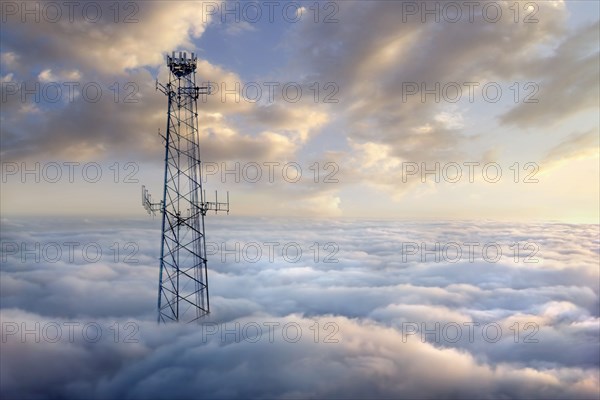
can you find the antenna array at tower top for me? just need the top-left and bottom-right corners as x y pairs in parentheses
(167, 51), (197, 77)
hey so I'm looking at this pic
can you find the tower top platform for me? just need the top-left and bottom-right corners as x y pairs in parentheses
(167, 51), (197, 77)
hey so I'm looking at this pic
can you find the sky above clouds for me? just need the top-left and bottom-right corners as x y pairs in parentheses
(0, 0), (598, 221)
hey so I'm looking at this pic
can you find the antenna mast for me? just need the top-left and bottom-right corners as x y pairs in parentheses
(143, 51), (229, 323)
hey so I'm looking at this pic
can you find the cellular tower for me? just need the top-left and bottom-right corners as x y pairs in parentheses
(142, 51), (229, 323)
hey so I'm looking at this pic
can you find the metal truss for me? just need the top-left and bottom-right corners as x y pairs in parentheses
(143, 51), (229, 323)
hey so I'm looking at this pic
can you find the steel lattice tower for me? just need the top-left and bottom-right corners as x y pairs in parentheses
(142, 51), (229, 323)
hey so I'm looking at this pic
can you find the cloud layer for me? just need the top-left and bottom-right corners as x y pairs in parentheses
(1, 217), (598, 398)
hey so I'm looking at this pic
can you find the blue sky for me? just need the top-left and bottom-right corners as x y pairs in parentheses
(1, 1), (598, 222)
